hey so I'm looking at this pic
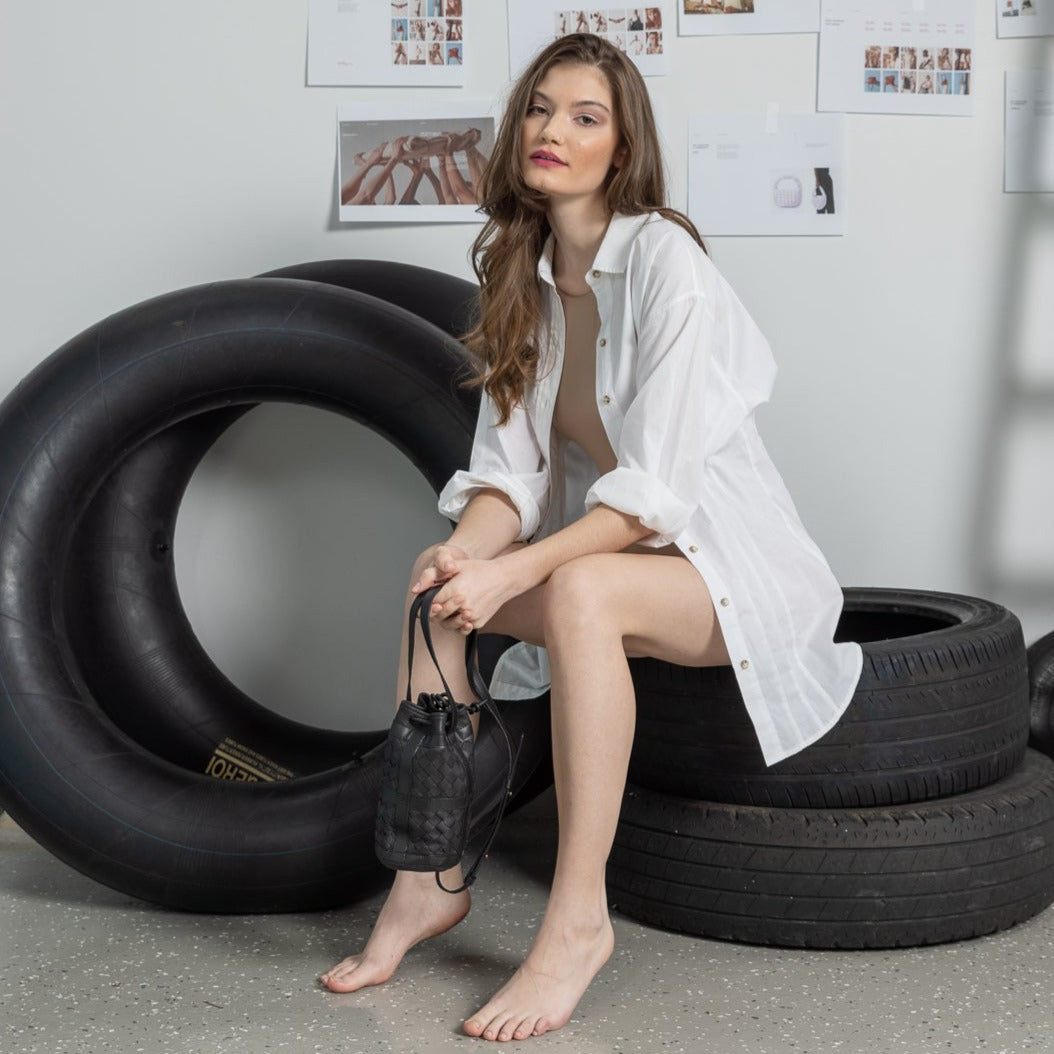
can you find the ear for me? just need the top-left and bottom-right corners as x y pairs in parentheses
(613, 144), (628, 169)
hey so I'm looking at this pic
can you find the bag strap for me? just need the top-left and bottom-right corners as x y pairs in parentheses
(406, 585), (489, 714)
(406, 585), (522, 894)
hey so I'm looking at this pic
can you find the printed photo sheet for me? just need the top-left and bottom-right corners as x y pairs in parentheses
(996, 0), (1054, 38)
(818, 0), (976, 116)
(508, 2), (671, 77)
(678, 1), (820, 37)
(337, 100), (495, 222)
(309, 0), (466, 86)
(688, 112), (846, 236)
(1006, 70), (1054, 191)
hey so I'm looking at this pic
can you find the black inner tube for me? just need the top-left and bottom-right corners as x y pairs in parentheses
(0, 274), (549, 912)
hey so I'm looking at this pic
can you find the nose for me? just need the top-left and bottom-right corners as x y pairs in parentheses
(540, 117), (562, 145)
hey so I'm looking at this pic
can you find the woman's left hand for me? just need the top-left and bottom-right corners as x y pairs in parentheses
(428, 557), (519, 633)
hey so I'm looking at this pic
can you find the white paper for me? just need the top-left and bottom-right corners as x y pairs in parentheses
(688, 112), (846, 236)
(678, 1), (820, 37)
(818, 0), (976, 116)
(337, 101), (495, 222)
(309, 0), (466, 87)
(996, 0), (1054, 38)
(1006, 70), (1054, 192)
(507, 3), (671, 77)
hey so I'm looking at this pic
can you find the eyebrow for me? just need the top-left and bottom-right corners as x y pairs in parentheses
(530, 89), (611, 114)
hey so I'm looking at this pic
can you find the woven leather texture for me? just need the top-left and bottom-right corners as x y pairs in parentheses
(375, 696), (475, 872)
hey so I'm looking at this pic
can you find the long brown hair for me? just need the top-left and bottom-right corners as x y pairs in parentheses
(463, 33), (704, 425)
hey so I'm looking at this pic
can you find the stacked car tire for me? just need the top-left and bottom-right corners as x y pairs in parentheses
(609, 588), (1054, 949)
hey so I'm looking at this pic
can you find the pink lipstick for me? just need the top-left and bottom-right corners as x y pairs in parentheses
(530, 150), (567, 167)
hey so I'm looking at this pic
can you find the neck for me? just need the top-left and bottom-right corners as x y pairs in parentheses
(547, 197), (612, 296)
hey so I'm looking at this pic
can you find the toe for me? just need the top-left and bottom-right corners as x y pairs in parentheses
(482, 1017), (508, 1042)
(513, 1018), (537, 1040)
(500, 1016), (531, 1042)
(463, 1016), (486, 1038)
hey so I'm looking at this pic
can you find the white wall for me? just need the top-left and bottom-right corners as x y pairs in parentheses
(2, 1), (1052, 730)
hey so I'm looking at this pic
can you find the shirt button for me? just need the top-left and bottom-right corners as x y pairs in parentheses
(601, 394), (611, 404)
(720, 597), (730, 607)
(740, 659), (750, 671)
(592, 269), (601, 277)
(598, 337), (607, 347)
(688, 544), (699, 553)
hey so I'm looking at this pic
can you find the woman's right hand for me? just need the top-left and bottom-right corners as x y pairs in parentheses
(410, 543), (471, 595)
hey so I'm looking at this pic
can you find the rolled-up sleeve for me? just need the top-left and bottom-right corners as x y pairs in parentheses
(438, 388), (549, 541)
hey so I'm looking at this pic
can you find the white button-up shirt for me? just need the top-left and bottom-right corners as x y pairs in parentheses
(438, 212), (863, 765)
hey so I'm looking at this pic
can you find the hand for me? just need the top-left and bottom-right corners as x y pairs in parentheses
(410, 544), (471, 596)
(427, 558), (518, 634)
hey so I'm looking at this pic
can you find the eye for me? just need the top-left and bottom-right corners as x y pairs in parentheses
(526, 102), (548, 117)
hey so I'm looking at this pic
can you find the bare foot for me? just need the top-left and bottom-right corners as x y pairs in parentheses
(463, 912), (614, 1042)
(319, 868), (470, 993)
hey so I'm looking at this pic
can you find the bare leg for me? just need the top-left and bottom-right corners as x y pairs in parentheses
(352, 136), (409, 205)
(319, 543), (541, 994)
(340, 143), (389, 205)
(419, 160), (444, 201)
(463, 552), (729, 1042)
(439, 133), (478, 204)
(399, 164), (425, 204)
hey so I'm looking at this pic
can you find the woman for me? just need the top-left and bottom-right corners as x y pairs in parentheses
(321, 33), (862, 1042)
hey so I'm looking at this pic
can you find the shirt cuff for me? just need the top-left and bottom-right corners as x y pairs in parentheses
(437, 470), (546, 541)
(585, 467), (693, 542)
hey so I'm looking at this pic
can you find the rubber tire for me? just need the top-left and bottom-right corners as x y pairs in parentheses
(609, 749), (1054, 950)
(64, 261), (481, 779)
(628, 588), (1029, 808)
(65, 408), (390, 776)
(0, 277), (544, 912)
(1027, 630), (1054, 756)
(258, 259), (478, 340)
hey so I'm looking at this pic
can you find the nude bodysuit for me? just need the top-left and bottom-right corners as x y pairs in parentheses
(553, 289), (617, 475)
(553, 288), (678, 556)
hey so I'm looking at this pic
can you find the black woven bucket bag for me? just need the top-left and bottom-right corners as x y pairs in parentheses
(374, 586), (518, 892)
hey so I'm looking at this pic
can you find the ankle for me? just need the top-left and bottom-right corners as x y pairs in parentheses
(539, 902), (611, 942)
(544, 887), (609, 927)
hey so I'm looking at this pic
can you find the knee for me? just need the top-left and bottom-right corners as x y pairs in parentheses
(409, 541), (446, 582)
(541, 556), (615, 637)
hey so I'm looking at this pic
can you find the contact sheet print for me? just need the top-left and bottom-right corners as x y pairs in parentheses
(507, 3), (670, 77)
(819, 0), (977, 116)
(309, 0), (466, 86)
(337, 101), (494, 222)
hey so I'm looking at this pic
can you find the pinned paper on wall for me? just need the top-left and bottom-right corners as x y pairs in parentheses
(308, 0), (466, 87)
(1006, 70), (1054, 191)
(818, 0), (976, 116)
(996, 0), (1054, 37)
(507, 2), (671, 77)
(688, 112), (847, 236)
(678, 1), (820, 37)
(337, 101), (494, 222)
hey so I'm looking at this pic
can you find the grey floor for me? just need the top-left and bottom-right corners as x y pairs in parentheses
(2, 798), (1053, 1054)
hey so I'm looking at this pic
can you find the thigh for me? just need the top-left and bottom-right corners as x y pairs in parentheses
(615, 553), (730, 667)
(490, 551), (729, 669)
(486, 583), (548, 647)
(550, 551), (730, 668)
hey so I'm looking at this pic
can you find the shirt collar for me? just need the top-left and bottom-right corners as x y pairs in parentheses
(537, 211), (654, 287)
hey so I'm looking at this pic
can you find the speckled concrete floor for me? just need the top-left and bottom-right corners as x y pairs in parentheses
(1, 803), (1052, 1054)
